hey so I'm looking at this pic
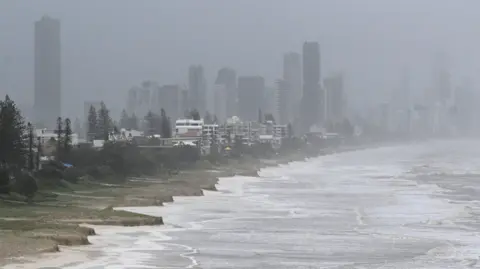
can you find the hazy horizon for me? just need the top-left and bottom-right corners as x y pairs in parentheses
(1, 0), (479, 120)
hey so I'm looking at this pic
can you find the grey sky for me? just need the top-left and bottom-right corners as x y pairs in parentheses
(0, 0), (479, 119)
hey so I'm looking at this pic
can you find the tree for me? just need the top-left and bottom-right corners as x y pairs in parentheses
(97, 102), (112, 141)
(189, 109), (200, 120)
(56, 117), (63, 159)
(36, 137), (41, 171)
(144, 111), (157, 136)
(87, 105), (97, 141)
(120, 109), (129, 129)
(0, 95), (27, 166)
(160, 109), (172, 138)
(27, 122), (34, 171)
(264, 113), (275, 123)
(64, 118), (72, 158)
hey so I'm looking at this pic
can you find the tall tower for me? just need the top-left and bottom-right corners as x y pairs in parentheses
(301, 42), (323, 132)
(283, 52), (302, 123)
(188, 65), (207, 115)
(214, 67), (237, 122)
(237, 76), (265, 122)
(324, 73), (345, 124)
(34, 16), (61, 128)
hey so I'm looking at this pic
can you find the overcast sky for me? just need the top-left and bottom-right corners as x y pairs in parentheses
(0, 0), (479, 119)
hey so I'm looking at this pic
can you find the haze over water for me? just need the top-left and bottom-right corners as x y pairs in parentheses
(30, 140), (480, 268)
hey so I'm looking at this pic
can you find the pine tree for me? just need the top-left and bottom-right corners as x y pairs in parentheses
(87, 105), (97, 141)
(64, 118), (72, 158)
(97, 102), (111, 141)
(0, 95), (27, 166)
(189, 109), (200, 120)
(145, 111), (156, 136)
(56, 117), (63, 159)
(160, 109), (172, 138)
(36, 137), (41, 171)
(264, 113), (276, 123)
(27, 122), (34, 171)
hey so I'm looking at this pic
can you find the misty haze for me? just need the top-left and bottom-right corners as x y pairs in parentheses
(1, 1), (480, 268)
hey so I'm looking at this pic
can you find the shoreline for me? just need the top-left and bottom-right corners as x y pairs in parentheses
(0, 143), (372, 268)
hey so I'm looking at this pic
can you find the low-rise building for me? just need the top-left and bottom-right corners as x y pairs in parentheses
(273, 124), (289, 139)
(35, 128), (79, 146)
(203, 124), (219, 143)
(175, 119), (203, 138)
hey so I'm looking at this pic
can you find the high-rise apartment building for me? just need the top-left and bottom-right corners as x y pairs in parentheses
(156, 85), (180, 122)
(301, 42), (323, 132)
(188, 65), (207, 115)
(214, 67), (237, 121)
(283, 52), (302, 122)
(126, 80), (160, 119)
(276, 79), (289, 124)
(238, 76), (265, 122)
(34, 16), (61, 128)
(324, 74), (345, 124)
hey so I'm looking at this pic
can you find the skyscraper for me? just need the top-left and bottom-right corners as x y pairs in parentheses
(324, 73), (345, 124)
(156, 85), (180, 122)
(238, 76), (265, 122)
(283, 52), (302, 122)
(301, 42), (323, 132)
(214, 67), (237, 121)
(276, 79), (289, 124)
(34, 16), (61, 128)
(188, 65), (207, 115)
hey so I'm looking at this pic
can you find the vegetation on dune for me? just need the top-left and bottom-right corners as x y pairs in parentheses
(0, 95), (340, 204)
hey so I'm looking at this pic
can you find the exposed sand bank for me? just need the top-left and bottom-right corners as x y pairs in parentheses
(0, 154), (284, 267)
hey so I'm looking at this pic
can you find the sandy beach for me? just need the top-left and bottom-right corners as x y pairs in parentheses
(0, 152), (301, 268)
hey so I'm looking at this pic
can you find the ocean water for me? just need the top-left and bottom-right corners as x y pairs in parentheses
(42, 140), (480, 268)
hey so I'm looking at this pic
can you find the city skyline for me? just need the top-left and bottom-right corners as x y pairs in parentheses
(2, 1), (480, 121)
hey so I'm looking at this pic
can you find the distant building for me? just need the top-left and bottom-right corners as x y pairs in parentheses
(175, 118), (203, 138)
(203, 124), (219, 143)
(213, 84), (227, 123)
(35, 128), (79, 146)
(301, 42), (324, 133)
(283, 52), (302, 122)
(214, 67), (237, 122)
(188, 65), (207, 115)
(264, 85), (278, 123)
(273, 124), (289, 139)
(276, 79), (289, 124)
(238, 76), (265, 122)
(324, 74), (345, 124)
(180, 88), (189, 117)
(155, 84), (180, 121)
(34, 16), (61, 129)
(126, 82), (154, 118)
